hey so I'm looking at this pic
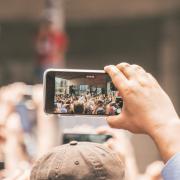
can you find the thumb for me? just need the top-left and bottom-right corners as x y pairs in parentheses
(106, 114), (124, 129)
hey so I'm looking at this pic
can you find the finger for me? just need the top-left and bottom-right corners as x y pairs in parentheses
(103, 141), (111, 149)
(130, 64), (146, 75)
(116, 63), (145, 78)
(130, 65), (149, 83)
(116, 62), (132, 79)
(96, 126), (111, 134)
(96, 126), (115, 137)
(147, 73), (158, 82)
(146, 73), (160, 87)
(105, 138), (115, 149)
(104, 65), (128, 96)
(106, 114), (124, 129)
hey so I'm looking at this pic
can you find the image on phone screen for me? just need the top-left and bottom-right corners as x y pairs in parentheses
(53, 71), (123, 115)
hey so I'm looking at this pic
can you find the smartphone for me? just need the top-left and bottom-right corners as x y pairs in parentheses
(63, 133), (112, 144)
(44, 69), (123, 116)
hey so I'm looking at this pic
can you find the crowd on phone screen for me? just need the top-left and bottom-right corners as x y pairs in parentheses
(0, 83), (164, 179)
(54, 93), (123, 115)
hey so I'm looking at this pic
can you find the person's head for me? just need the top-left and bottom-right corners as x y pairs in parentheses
(73, 101), (84, 114)
(30, 141), (125, 180)
(96, 108), (105, 115)
(97, 100), (104, 107)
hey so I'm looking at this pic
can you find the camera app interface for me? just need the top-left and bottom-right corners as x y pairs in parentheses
(54, 72), (123, 115)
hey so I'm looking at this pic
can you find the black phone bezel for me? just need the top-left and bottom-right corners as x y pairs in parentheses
(44, 70), (56, 114)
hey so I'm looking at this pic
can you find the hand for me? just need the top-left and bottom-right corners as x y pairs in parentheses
(144, 161), (164, 180)
(0, 83), (26, 105)
(0, 82), (28, 125)
(104, 63), (180, 161)
(96, 126), (134, 158)
(32, 84), (43, 108)
(96, 126), (139, 180)
(104, 63), (179, 134)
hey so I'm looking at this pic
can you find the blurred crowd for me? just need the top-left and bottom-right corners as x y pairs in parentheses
(0, 83), (164, 179)
(0, 83), (59, 179)
(54, 93), (123, 115)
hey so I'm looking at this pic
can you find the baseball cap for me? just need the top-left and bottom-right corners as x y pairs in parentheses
(30, 141), (125, 180)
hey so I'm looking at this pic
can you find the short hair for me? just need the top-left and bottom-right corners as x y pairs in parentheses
(73, 101), (84, 114)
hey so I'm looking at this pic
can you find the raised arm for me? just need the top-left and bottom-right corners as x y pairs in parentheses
(104, 63), (180, 162)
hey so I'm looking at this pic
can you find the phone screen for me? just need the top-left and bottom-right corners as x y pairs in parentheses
(63, 133), (112, 144)
(52, 71), (123, 115)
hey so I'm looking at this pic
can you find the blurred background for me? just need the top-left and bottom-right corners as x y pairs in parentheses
(0, 0), (180, 179)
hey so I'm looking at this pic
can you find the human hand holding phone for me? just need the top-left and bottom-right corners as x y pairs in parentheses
(104, 62), (180, 162)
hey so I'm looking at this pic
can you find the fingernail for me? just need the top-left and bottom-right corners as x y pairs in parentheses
(104, 65), (111, 71)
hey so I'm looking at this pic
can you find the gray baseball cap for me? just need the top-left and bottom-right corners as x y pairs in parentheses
(30, 141), (125, 180)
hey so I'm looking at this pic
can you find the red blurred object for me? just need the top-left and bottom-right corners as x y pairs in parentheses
(36, 25), (68, 67)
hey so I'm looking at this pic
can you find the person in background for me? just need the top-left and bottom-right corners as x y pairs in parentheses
(95, 100), (106, 115)
(35, 18), (68, 80)
(96, 126), (164, 180)
(30, 141), (125, 180)
(73, 101), (85, 114)
(140, 161), (164, 180)
(0, 83), (60, 179)
(96, 126), (139, 180)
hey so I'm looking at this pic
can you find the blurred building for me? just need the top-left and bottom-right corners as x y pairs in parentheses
(0, 0), (180, 172)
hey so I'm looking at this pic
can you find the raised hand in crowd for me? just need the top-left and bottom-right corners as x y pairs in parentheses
(32, 85), (60, 157)
(96, 126), (139, 180)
